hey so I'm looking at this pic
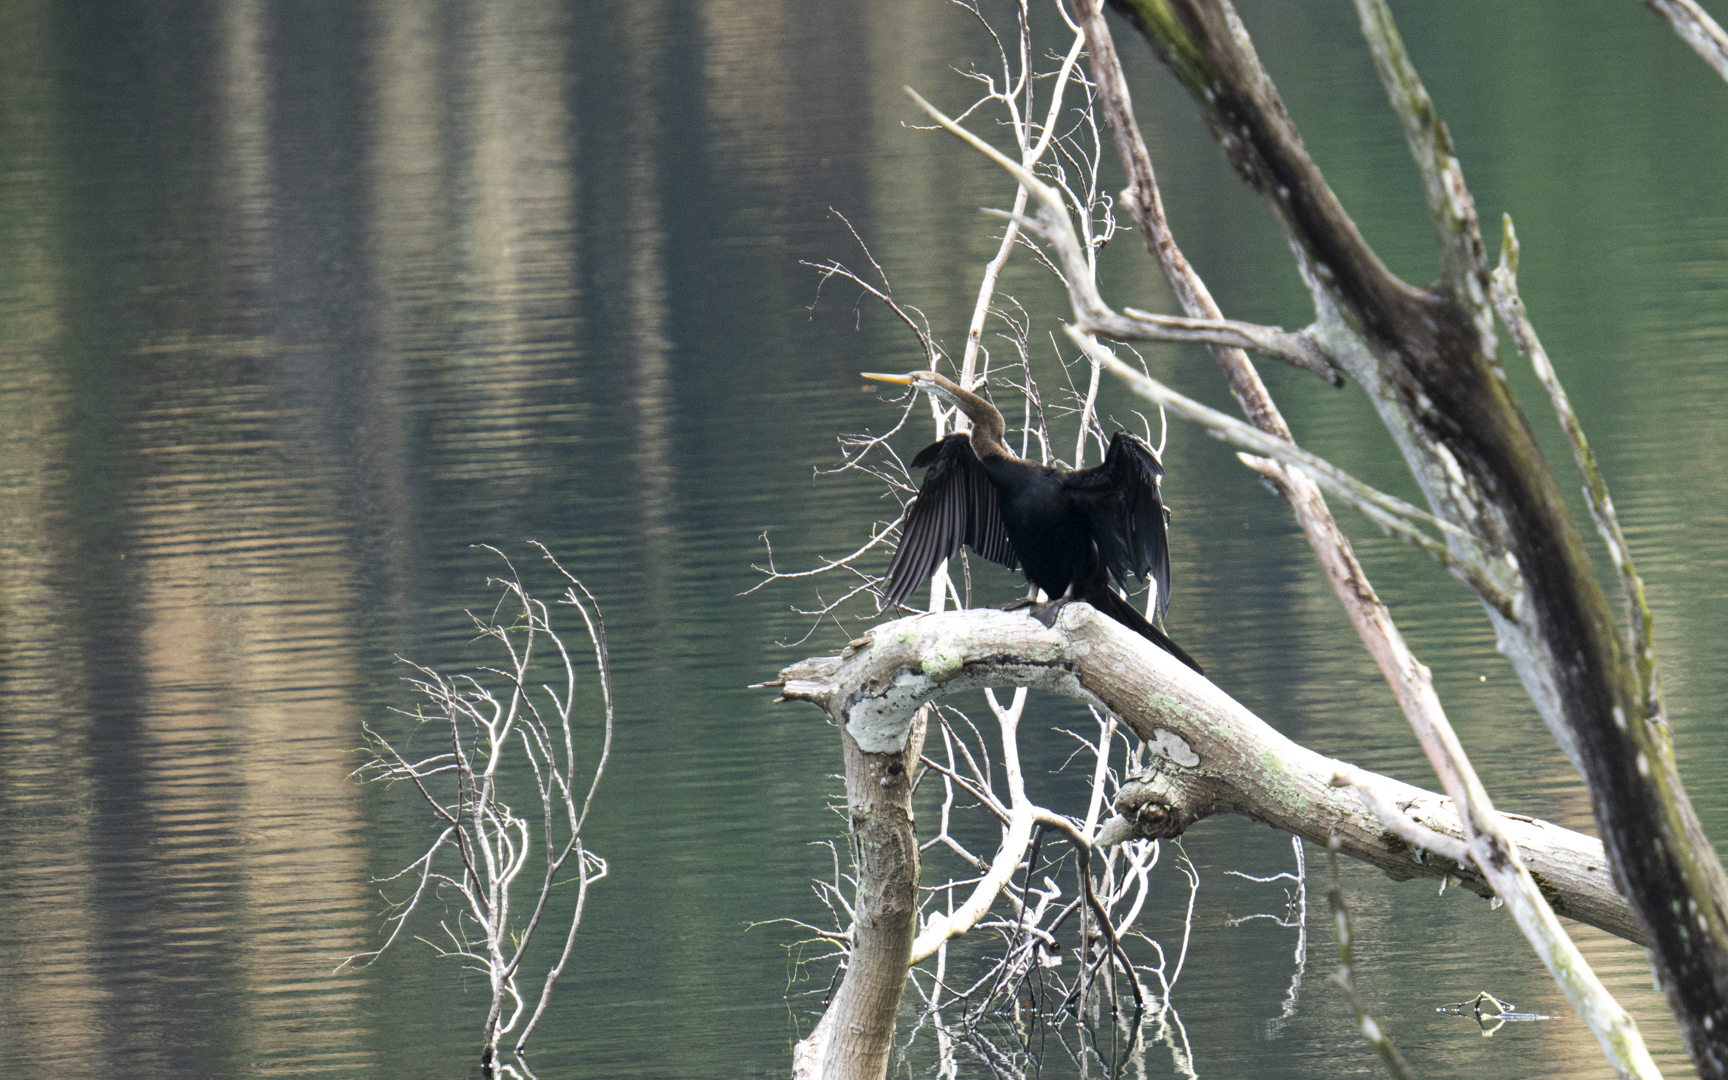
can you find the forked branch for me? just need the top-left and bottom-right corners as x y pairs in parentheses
(343, 544), (613, 1070)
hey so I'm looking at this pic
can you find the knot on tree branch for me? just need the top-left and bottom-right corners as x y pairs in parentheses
(1099, 769), (1211, 844)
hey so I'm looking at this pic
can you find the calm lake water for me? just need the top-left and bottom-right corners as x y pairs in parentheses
(2, 1), (1724, 1077)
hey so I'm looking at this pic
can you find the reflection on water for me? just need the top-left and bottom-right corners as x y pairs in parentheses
(0, 1), (1723, 1077)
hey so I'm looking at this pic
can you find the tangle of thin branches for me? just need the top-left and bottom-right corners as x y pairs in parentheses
(342, 543), (614, 1072)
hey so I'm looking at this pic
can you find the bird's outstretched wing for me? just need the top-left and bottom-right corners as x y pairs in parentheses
(1064, 430), (1172, 622)
(883, 433), (1017, 607)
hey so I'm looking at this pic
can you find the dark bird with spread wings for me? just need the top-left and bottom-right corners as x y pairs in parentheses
(864, 370), (1202, 674)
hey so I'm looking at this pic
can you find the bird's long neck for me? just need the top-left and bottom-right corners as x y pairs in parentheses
(941, 379), (1010, 462)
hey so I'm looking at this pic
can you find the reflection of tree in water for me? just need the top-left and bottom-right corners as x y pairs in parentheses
(1226, 839), (1308, 1042)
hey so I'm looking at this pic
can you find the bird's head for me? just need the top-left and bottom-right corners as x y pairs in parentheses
(861, 369), (967, 405)
(862, 369), (1007, 452)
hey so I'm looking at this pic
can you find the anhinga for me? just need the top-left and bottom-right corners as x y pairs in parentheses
(864, 370), (1202, 674)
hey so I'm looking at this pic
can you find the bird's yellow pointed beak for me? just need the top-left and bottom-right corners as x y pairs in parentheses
(860, 372), (914, 385)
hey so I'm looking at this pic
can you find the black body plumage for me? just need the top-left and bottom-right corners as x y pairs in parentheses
(882, 424), (1202, 675)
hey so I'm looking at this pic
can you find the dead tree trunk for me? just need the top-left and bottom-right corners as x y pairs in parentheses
(790, 687), (927, 1080)
(1104, 0), (1728, 1069)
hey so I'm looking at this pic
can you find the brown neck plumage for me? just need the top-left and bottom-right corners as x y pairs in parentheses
(927, 373), (1009, 461)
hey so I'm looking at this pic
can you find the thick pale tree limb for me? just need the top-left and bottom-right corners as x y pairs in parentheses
(772, 607), (1643, 946)
(796, 705), (927, 1080)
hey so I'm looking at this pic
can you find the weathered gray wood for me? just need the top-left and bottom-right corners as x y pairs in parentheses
(783, 669), (925, 1080)
(1104, 1), (1728, 1070)
(776, 607), (1643, 948)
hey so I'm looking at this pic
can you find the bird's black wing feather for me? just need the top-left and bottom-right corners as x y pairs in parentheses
(1063, 431), (1172, 621)
(884, 434), (1017, 607)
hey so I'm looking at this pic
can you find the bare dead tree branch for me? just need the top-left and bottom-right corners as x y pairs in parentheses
(343, 544), (613, 1071)
(774, 3), (1725, 1074)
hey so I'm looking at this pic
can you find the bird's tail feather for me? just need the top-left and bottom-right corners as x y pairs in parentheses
(1091, 589), (1204, 675)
